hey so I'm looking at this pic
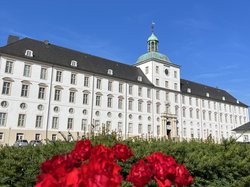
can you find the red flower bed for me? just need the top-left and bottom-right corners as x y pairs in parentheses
(35, 139), (193, 187)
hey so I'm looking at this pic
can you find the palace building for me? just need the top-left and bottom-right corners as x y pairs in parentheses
(0, 31), (248, 145)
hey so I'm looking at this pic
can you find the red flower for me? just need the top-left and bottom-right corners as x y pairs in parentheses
(126, 160), (152, 187)
(174, 164), (193, 187)
(146, 152), (177, 186)
(35, 173), (58, 187)
(81, 157), (122, 187)
(89, 144), (115, 162)
(112, 143), (134, 162)
(64, 168), (83, 187)
(70, 139), (92, 163)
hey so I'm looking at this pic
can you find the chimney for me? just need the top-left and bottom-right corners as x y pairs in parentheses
(7, 35), (19, 45)
(44, 40), (49, 45)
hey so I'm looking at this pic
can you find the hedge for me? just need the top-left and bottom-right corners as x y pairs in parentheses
(0, 136), (250, 187)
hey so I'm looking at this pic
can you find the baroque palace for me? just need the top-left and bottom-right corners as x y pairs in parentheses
(0, 30), (248, 145)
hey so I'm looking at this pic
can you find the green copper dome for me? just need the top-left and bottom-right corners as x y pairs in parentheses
(136, 51), (170, 64)
(147, 33), (158, 42)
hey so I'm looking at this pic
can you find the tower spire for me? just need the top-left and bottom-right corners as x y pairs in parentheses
(151, 20), (155, 33)
(148, 21), (158, 52)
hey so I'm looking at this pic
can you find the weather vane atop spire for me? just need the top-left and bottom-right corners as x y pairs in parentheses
(151, 20), (155, 33)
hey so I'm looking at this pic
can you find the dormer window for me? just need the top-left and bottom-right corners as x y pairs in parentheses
(107, 69), (113, 75)
(71, 60), (78, 67)
(25, 50), (33, 57)
(137, 76), (142, 82)
(236, 100), (239, 104)
(222, 96), (225, 101)
(206, 92), (210, 97)
(187, 88), (191, 93)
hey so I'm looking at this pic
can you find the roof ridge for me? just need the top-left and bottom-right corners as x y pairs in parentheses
(181, 78), (226, 92)
(24, 37), (137, 69)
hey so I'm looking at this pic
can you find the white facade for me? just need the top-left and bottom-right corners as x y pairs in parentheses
(0, 34), (249, 145)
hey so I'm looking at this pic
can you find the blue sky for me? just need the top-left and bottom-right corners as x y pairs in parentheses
(1, 1), (250, 106)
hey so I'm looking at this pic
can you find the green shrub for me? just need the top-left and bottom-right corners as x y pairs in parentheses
(0, 137), (250, 187)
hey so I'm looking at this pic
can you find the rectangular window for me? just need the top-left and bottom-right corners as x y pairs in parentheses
(147, 103), (151, 113)
(156, 79), (159, 86)
(129, 85), (133, 95)
(83, 93), (88, 104)
(52, 117), (59, 129)
(183, 108), (186, 117)
(156, 90), (160, 100)
(203, 111), (206, 120)
(21, 84), (29, 97)
(147, 124), (151, 134)
(107, 97), (112, 108)
(128, 100), (133, 110)
(208, 101), (211, 109)
(209, 112), (212, 121)
(138, 87), (142, 97)
(35, 115), (43, 128)
(138, 124), (142, 134)
(96, 79), (101, 89)
(18, 114), (26, 127)
(128, 123), (133, 133)
(0, 113), (7, 126)
(71, 73), (76, 84)
(182, 95), (185, 104)
(96, 95), (101, 106)
(84, 76), (89, 87)
(52, 134), (57, 141)
(145, 66), (149, 74)
(35, 134), (41, 140)
(118, 98), (123, 109)
(2, 82), (11, 95)
(69, 91), (75, 103)
(156, 104), (160, 114)
(16, 133), (24, 140)
(54, 89), (61, 101)
(156, 66), (159, 73)
(0, 132), (4, 141)
(138, 102), (142, 112)
(108, 81), (112, 91)
(174, 71), (177, 78)
(40, 68), (47, 79)
(5, 61), (13, 73)
(38, 87), (45, 99)
(196, 110), (199, 119)
(23, 64), (31, 77)
(119, 83), (123, 93)
(56, 71), (62, 82)
(165, 81), (168, 88)
(147, 88), (151, 98)
(196, 98), (199, 106)
(189, 97), (192, 105)
(118, 122), (122, 132)
(175, 94), (178, 103)
(202, 100), (205, 108)
(67, 118), (73, 130)
(157, 125), (160, 136)
(81, 119), (87, 131)
(197, 129), (200, 139)
(190, 109), (193, 118)
(174, 83), (178, 90)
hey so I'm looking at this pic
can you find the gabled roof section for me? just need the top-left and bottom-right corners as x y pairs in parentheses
(232, 122), (250, 132)
(180, 79), (248, 107)
(0, 38), (153, 86)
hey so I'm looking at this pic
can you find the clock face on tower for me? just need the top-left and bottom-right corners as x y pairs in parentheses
(165, 69), (169, 76)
